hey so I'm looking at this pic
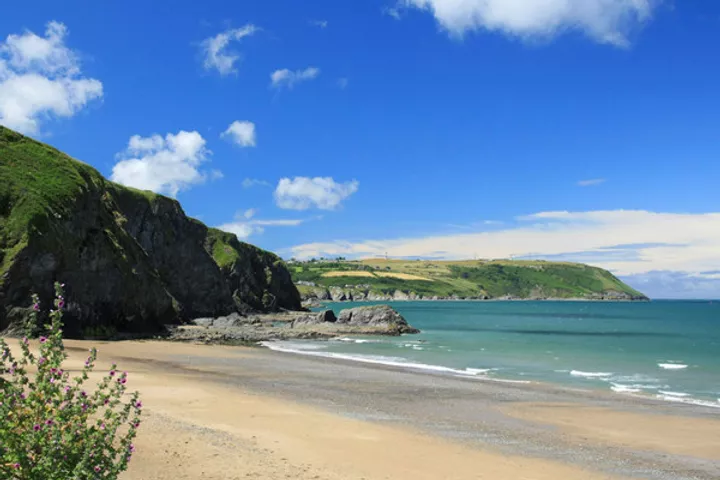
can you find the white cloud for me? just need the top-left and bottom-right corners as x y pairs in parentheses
(201, 25), (258, 75)
(398, 0), (658, 46)
(620, 271), (720, 299)
(383, 6), (403, 20)
(111, 130), (215, 197)
(217, 211), (307, 240)
(337, 77), (349, 89)
(310, 20), (329, 28)
(578, 178), (606, 187)
(242, 178), (271, 188)
(0, 21), (103, 134)
(222, 120), (256, 147)
(275, 177), (359, 210)
(253, 219), (305, 226)
(270, 67), (320, 89)
(287, 210), (720, 276)
(218, 222), (257, 240)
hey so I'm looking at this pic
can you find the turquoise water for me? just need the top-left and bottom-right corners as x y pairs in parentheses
(268, 301), (720, 407)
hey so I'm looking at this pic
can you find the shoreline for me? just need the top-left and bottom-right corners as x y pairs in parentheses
(66, 340), (720, 479)
(6, 337), (718, 479)
(307, 297), (651, 305)
(259, 337), (720, 411)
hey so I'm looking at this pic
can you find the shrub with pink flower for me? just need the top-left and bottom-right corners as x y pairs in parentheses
(0, 282), (142, 479)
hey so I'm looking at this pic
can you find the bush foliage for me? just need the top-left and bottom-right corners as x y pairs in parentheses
(0, 283), (142, 479)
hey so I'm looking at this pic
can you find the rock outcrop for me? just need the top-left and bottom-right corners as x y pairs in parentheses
(0, 126), (301, 337)
(298, 286), (641, 303)
(337, 305), (419, 335)
(291, 310), (337, 328)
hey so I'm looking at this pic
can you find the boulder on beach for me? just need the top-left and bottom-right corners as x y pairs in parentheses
(337, 305), (419, 335)
(291, 310), (338, 328)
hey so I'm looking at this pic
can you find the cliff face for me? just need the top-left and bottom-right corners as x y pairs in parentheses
(0, 126), (301, 336)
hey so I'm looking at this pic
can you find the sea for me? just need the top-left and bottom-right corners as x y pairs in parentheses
(264, 300), (720, 408)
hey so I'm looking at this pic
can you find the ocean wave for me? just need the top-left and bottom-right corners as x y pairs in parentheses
(609, 374), (661, 384)
(335, 337), (375, 344)
(261, 341), (526, 383)
(609, 386), (720, 409)
(655, 394), (720, 409)
(570, 370), (613, 378)
(265, 341), (329, 351)
(658, 390), (691, 397)
(610, 383), (643, 393)
(658, 363), (688, 370)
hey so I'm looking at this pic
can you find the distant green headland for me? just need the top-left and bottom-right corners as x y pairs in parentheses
(291, 258), (648, 302)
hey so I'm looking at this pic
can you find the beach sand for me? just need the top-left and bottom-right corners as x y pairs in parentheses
(8, 339), (719, 479)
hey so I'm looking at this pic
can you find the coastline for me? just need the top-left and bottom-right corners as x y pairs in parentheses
(305, 297), (650, 306)
(37, 340), (720, 479)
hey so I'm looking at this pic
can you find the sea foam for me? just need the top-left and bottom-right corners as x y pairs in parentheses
(658, 390), (691, 397)
(261, 342), (527, 383)
(336, 337), (374, 344)
(658, 363), (688, 370)
(610, 384), (643, 393)
(570, 370), (613, 378)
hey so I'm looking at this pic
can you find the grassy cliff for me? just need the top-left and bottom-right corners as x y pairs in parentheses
(292, 258), (647, 301)
(0, 126), (300, 335)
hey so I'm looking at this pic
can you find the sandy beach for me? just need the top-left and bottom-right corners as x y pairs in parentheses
(11, 339), (719, 480)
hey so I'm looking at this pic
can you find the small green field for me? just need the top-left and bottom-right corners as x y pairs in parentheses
(291, 258), (646, 299)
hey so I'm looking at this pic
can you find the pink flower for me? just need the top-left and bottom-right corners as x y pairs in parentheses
(39, 336), (47, 343)
(13, 463), (20, 469)
(135, 401), (143, 409)
(94, 466), (101, 473)
(32, 303), (40, 311)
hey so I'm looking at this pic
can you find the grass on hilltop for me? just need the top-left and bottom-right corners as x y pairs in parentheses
(291, 258), (646, 299)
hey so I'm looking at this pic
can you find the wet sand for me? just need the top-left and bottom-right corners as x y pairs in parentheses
(29, 340), (720, 479)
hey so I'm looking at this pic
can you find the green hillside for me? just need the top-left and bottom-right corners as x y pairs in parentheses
(0, 125), (300, 335)
(291, 258), (647, 300)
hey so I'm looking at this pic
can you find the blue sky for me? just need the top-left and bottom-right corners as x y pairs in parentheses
(1, 0), (719, 298)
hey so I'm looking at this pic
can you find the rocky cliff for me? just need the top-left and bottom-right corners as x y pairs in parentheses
(300, 286), (643, 303)
(0, 126), (301, 336)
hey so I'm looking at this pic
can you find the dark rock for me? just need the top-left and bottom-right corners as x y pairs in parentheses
(192, 318), (215, 328)
(337, 305), (419, 334)
(291, 310), (337, 328)
(192, 312), (246, 328)
(329, 287), (347, 302)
